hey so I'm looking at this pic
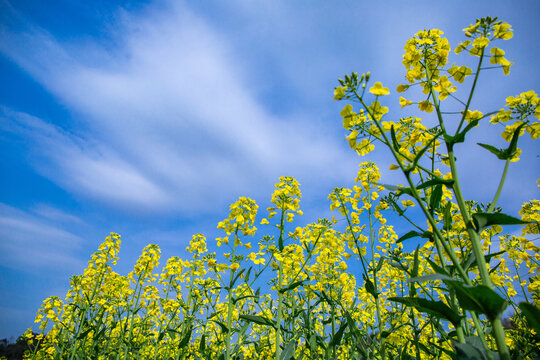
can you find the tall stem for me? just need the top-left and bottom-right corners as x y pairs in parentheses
(425, 59), (510, 360)
(487, 159), (510, 213)
(225, 228), (239, 360)
(275, 208), (286, 359)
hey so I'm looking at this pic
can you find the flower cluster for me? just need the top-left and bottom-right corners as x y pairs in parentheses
(217, 196), (258, 236)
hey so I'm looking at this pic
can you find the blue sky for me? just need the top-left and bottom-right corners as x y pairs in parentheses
(1, 0), (539, 339)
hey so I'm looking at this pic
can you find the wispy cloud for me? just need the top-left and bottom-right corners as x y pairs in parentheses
(0, 203), (85, 273)
(0, 1), (356, 215)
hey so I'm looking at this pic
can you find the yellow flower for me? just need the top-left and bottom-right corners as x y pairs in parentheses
(490, 47), (510, 66)
(399, 96), (413, 108)
(433, 75), (456, 101)
(526, 122), (540, 139)
(367, 100), (389, 120)
(402, 200), (415, 207)
(418, 100), (434, 113)
(493, 22), (513, 40)
(396, 84), (409, 93)
(230, 263), (240, 272)
(501, 122), (525, 141)
(510, 148), (522, 162)
(333, 86), (347, 100)
(207, 259), (217, 267)
(448, 64), (472, 83)
(472, 36), (490, 49)
(369, 82), (390, 96)
(463, 110), (483, 124)
(490, 109), (512, 124)
(389, 164), (399, 170)
(455, 40), (471, 54)
(356, 138), (375, 156)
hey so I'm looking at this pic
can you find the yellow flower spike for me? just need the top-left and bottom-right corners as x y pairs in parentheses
(369, 82), (390, 96)
(399, 96), (413, 108)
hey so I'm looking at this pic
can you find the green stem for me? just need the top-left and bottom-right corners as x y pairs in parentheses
(225, 228), (239, 360)
(275, 208), (286, 359)
(424, 60), (509, 360)
(455, 48), (485, 134)
(368, 201), (385, 360)
(487, 159), (510, 213)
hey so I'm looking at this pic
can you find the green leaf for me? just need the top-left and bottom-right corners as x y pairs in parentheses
(157, 331), (166, 342)
(364, 276), (378, 299)
(472, 212), (528, 232)
(280, 340), (296, 360)
(244, 266), (252, 283)
(443, 202), (453, 231)
(279, 280), (303, 294)
(408, 273), (453, 283)
(178, 324), (193, 349)
(239, 314), (276, 329)
(231, 268), (246, 288)
(477, 122), (525, 161)
(504, 122), (526, 159)
(417, 178), (454, 190)
(448, 119), (480, 146)
(376, 257), (385, 272)
(455, 336), (499, 360)
(397, 230), (422, 243)
(519, 302), (540, 340)
(391, 125), (400, 152)
(199, 334), (206, 353)
(328, 320), (348, 348)
(426, 258), (451, 277)
(396, 186), (416, 198)
(411, 245), (420, 278)
(477, 143), (506, 160)
(211, 320), (229, 334)
(445, 281), (507, 321)
(466, 250), (505, 271)
(408, 131), (442, 173)
(388, 296), (463, 326)
(429, 184), (443, 213)
(232, 294), (257, 305)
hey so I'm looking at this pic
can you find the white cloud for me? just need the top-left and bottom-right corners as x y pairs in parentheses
(0, 203), (85, 272)
(0, 1), (356, 215)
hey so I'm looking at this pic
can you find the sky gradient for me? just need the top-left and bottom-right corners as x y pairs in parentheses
(1, 0), (539, 339)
